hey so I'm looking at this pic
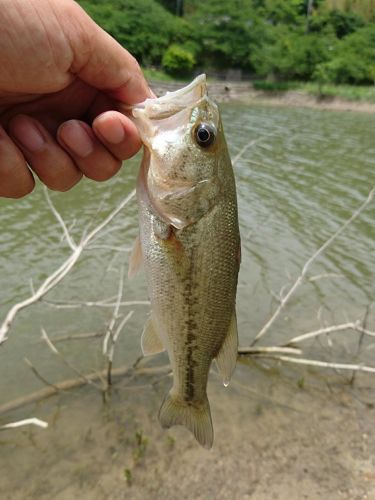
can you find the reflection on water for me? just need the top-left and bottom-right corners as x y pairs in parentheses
(0, 104), (374, 498)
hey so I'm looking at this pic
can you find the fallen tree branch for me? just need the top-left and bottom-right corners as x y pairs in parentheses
(0, 362), (171, 416)
(41, 328), (103, 391)
(285, 321), (375, 346)
(39, 332), (103, 343)
(238, 346), (302, 355)
(0, 188), (136, 345)
(0, 418), (48, 431)
(253, 354), (375, 374)
(41, 298), (149, 309)
(44, 187), (77, 251)
(251, 186), (374, 345)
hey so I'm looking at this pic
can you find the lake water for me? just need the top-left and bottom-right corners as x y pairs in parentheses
(0, 104), (374, 499)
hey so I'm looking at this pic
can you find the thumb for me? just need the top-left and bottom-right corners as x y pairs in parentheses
(66, 1), (152, 104)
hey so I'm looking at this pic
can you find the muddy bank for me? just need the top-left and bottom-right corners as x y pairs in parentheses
(1, 360), (374, 500)
(150, 79), (375, 114)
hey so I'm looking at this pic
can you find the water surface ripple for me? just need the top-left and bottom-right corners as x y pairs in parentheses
(0, 104), (374, 402)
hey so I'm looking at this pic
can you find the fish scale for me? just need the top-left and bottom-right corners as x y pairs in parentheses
(129, 75), (240, 448)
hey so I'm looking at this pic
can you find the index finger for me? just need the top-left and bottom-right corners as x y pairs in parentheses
(65, 2), (152, 104)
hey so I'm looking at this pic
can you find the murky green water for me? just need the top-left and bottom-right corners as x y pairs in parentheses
(0, 104), (374, 499)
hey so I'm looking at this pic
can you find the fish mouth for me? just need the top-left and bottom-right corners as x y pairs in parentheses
(130, 74), (208, 120)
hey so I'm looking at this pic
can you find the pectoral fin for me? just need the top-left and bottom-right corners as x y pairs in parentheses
(215, 311), (238, 386)
(141, 316), (165, 356)
(128, 235), (143, 279)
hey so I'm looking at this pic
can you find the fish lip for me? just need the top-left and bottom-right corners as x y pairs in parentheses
(129, 74), (208, 120)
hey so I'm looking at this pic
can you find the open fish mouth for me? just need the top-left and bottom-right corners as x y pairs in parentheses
(131, 74), (208, 120)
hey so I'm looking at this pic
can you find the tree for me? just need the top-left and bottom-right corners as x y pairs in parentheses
(78, 0), (188, 66)
(317, 25), (375, 84)
(162, 45), (196, 76)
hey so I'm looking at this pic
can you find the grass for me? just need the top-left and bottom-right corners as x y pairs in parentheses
(301, 82), (375, 102)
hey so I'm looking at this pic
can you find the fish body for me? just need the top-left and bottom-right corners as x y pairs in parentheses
(129, 75), (240, 448)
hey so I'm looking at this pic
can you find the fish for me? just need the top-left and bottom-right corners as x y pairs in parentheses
(128, 74), (240, 449)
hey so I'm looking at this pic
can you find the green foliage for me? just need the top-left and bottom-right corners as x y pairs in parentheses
(250, 24), (336, 81)
(328, 9), (365, 38)
(315, 25), (375, 84)
(78, 0), (375, 86)
(78, 0), (188, 65)
(187, 0), (263, 70)
(162, 45), (196, 76)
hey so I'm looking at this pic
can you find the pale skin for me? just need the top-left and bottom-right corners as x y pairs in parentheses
(0, 0), (153, 198)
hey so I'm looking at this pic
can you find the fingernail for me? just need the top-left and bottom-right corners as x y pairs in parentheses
(97, 117), (125, 144)
(11, 116), (45, 152)
(59, 121), (94, 158)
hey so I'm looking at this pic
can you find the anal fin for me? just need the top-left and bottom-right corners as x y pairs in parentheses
(215, 311), (238, 386)
(141, 316), (165, 356)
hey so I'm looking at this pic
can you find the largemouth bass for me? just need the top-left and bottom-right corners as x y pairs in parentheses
(128, 75), (240, 448)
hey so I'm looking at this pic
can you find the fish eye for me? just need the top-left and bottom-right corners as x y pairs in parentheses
(194, 123), (216, 148)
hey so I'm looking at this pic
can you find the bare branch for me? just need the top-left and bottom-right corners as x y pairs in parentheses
(256, 354), (375, 374)
(41, 298), (149, 309)
(24, 357), (59, 389)
(106, 310), (134, 386)
(238, 346), (302, 355)
(0, 189), (135, 345)
(103, 265), (126, 356)
(44, 186), (77, 251)
(41, 328), (103, 390)
(43, 332), (103, 343)
(286, 321), (375, 345)
(232, 137), (264, 164)
(85, 245), (131, 252)
(0, 361), (171, 416)
(308, 273), (343, 282)
(251, 187), (374, 345)
(0, 418), (48, 431)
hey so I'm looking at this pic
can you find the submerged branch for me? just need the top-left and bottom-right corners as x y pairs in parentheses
(285, 322), (375, 345)
(0, 418), (48, 431)
(41, 298), (149, 309)
(41, 328), (103, 391)
(254, 354), (375, 374)
(251, 187), (374, 345)
(238, 346), (302, 355)
(0, 362), (171, 416)
(0, 189), (136, 346)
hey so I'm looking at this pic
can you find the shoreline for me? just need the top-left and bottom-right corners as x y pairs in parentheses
(149, 79), (375, 114)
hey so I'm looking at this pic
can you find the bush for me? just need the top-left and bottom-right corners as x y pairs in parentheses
(162, 45), (196, 76)
(315, 25), (375, 84)
(250, 24), (336, 81)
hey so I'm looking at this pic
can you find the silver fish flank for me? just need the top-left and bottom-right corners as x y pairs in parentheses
(129, 75), (240, 448)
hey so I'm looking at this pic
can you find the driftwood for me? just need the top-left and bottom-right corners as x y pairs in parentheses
(0, 364), (170, 416)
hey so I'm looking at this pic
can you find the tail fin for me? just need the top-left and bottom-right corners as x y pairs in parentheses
(158, 393), (213, 449)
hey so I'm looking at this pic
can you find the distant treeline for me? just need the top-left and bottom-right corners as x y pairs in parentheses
(78, 0), (375, 85)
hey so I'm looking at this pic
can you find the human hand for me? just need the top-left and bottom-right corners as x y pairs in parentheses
(0, 0), (152, 198)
